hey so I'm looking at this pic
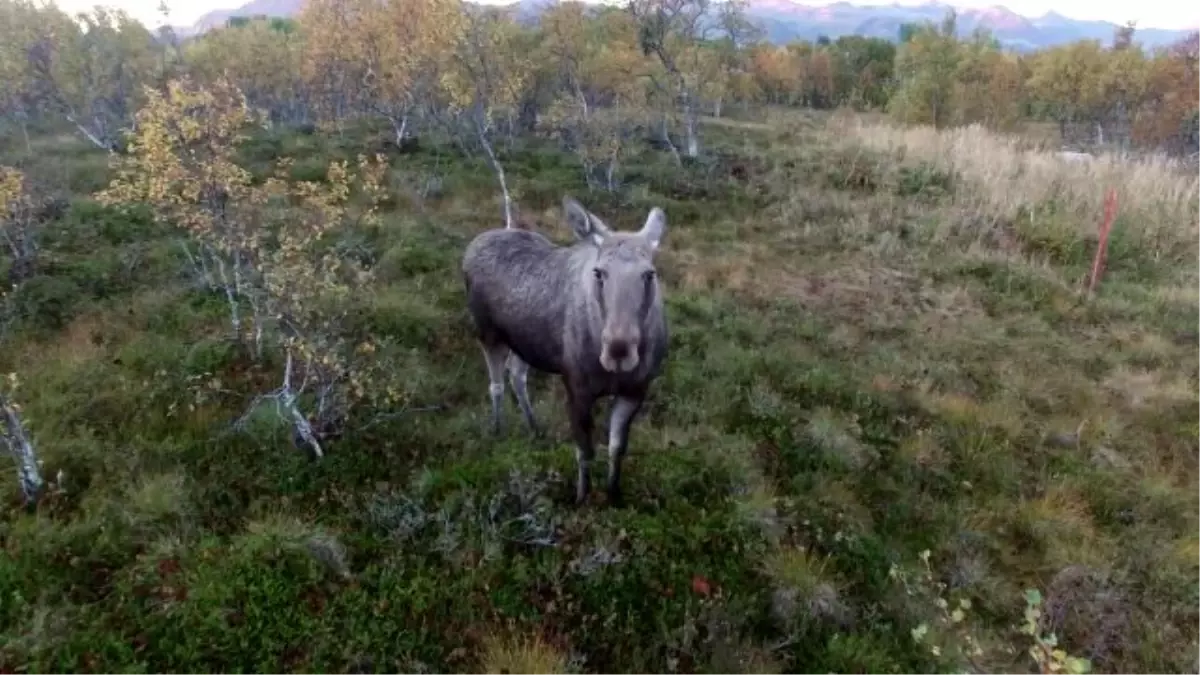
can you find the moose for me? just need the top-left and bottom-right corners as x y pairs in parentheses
(461, 196), (670, 506)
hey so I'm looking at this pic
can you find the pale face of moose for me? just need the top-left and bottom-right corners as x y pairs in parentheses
(563, 198), (666, 375)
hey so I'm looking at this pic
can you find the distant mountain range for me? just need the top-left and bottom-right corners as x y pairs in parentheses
(172, 0), (1196, 51)
(741, 1), (1194, 50)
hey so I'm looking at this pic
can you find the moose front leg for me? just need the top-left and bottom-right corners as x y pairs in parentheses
(566, 381), (596, 505)
(606, 394), (644, 507)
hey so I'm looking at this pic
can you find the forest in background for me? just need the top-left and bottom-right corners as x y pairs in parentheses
(1, 0), (1198, 181)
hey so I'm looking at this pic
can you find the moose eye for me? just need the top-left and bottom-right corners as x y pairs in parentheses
(593, 268), (606, 282)
(643, 270), (656, 282)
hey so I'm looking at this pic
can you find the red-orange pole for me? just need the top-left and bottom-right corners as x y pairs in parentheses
(1088, 187), (1118, 296)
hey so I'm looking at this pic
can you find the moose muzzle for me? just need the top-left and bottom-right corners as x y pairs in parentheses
(600, 329), (640, 373)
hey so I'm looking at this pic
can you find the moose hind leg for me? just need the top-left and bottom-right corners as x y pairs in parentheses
(480, 342), (510, 435)
(506, 354), (541, 436)
(606, 394), (644, 507)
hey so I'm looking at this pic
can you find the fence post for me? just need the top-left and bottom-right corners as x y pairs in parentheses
(1087, 187), (1118, 297)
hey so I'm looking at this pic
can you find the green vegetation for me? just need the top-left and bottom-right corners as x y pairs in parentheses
(1, 109), (1197, 674)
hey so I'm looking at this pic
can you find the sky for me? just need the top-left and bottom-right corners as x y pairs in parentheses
(48, 0), (1198, 35)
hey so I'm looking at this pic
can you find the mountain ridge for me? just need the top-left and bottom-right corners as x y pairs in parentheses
(172, 0), (1196, 51)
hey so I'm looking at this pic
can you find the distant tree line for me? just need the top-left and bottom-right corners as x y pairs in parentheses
(1, 0), (1196, 167)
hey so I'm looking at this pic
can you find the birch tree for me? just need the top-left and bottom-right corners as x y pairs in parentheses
(184, 18), (308, 125)
(0, 168), (43, 504)
(25, 5), (161, 150)
(297, 0), (371, 129)
(541, 4), (649, 190)
(888, 11), (962, 128)
(0, 373), (41, 505)
(96, 77), (398, 457)
(298, 0), (463, 142)
(443, 8), (532, 228)
(0, 0), (56, 152)
(627, 0), (750, 157)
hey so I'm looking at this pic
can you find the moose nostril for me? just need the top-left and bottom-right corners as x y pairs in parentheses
(608, 341), (629, 360)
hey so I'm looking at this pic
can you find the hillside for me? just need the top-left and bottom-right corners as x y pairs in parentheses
(172, 0), (1194, 49)
(2, 107), (1198, 673)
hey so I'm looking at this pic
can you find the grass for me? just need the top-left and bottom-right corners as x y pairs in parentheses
(839, 118), (1200, 267)
(0, 108), (1197, 673)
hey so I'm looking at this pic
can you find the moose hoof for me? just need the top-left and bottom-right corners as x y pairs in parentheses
(606, 487), (625, 508)
(574, 486), (591, 506)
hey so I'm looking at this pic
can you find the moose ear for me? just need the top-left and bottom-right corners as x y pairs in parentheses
(563, 195), (609, 246)
(639, 207), (666, 251)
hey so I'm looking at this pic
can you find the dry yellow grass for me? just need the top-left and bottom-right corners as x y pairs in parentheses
(807, 477), (875, 528)
(897, 431), (949, 471)
(478, 632), (568, 674)
(835, 118), (1200, 258)
(1100, 364), (1197, 411)
(761, 547), (836, 595)
(1171, 534), (1200, 570)
(1015, 483), (1113, 570)
(17, 312), (116, 366)
(124, 471), (189, 524)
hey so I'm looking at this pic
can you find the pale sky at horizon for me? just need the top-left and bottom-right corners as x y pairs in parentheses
(49, 0), (1198, 36)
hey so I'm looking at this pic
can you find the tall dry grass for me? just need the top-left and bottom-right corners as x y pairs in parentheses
(836, 118), (1200, 261)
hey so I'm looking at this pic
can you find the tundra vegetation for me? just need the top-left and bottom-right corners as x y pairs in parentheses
(0, 0), (1197, 672)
